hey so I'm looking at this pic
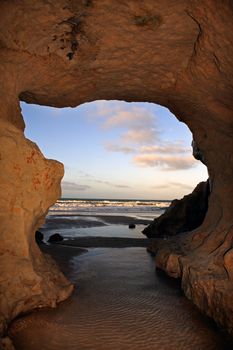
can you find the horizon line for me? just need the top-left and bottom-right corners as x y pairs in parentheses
(59, 197), (171, 201)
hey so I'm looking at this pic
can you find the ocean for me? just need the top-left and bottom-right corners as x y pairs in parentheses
(40, 198), (171, 240)
(49, 198), (170, 217)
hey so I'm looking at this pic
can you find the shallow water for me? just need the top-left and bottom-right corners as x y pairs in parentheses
(10, 248), (230, 350)
(43, 224), (147, 240)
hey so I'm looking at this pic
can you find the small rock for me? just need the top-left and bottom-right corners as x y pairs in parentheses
(129, 223), (136, 229)
(48, 233), (64, 243)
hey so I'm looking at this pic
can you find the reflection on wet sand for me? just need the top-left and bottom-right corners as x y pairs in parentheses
(9, 247), (231, 350)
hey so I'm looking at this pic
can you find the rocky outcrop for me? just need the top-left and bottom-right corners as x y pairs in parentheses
(0, 0), (233, 338)
(192, 139), (206, 165)
(143, 180), (210, 238)
(0, 120), (73, 342)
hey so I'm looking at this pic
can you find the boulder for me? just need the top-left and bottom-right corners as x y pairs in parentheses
(48, 233), (64, 243)
(143, 180), (210, 238)
(129, 223), (136, 229)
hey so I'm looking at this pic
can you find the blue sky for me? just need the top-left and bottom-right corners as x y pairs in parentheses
(21, 101), (208, 200)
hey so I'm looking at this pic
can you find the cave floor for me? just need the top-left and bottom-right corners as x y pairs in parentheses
(9, 246), (231, 350)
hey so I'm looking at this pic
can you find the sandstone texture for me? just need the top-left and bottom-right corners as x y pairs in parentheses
(0, 0), (233, 339)
(143, 180), (210, 238)
(0, 120), (73, 344)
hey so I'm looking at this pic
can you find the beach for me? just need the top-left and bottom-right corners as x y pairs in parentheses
(39, 198), (167, 239)
(9, 199), (232, 349)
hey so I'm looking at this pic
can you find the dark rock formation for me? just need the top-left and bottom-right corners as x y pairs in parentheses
(143, 180), (210, 238)
(48, 233), (64, 243)
(192, 139), (206, 165)
(129, 224), (136, 229)
(0, 0), (233, 339)
(35, 230), (44, 244)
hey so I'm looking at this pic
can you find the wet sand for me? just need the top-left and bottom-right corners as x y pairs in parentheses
(9, 244), (231, 350)
(40, 214), (151, 242)
(55, 213), (153, 225)
(56, 236), (149, 248)
(42, 214), (152, 230)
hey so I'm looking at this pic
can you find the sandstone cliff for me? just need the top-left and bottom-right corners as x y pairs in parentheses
(0, 120), (73, 347)
(0, 0), (233, 341)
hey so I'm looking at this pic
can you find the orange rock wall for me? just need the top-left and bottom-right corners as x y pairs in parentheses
(0, 119), (73, 336)
(0, 0), (233, 337)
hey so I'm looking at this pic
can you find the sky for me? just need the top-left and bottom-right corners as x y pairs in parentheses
(21, 100), (208, 200)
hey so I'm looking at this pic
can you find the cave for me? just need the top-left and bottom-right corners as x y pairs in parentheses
(0, 0), (233, 346)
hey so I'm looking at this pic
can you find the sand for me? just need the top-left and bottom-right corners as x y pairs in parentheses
(9, 246), (232, 350)
(8, 215), (232, 349)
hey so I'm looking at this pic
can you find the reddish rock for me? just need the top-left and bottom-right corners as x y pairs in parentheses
(0, 120), (73, 340)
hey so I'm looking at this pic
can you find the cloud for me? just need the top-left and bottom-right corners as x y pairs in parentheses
(94, 179), (130, 188)
(104, 143), (136, 154)
(61, 181), (91, 191)
(102, 107), (156, 130)
(94, 100), (118, 118)
(92, 101), (197, 172)
(115, 184), (130, 188)
(131, 142), (194, 170)
(77, 171), (94, 179)
(140, 142), (191, 154)
(169, 182), (194, 190)
(152, 182), (194, 190)
(95, 102), (161, 146)
(133, 154), (195, 170)
(121, 128), (157, 145)
(67, 169), (131, 189)
(105, 138), (193, 171)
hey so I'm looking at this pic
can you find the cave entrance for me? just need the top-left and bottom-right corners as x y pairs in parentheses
(9, 99), (218, 349)
(21, 100), (208, 244)
(1, 1), (233, 343)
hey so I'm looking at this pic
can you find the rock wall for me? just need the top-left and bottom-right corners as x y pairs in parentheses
(143, 180), (210, 238)
(0, 117), (73, 342)
(0, 0), (233, 338)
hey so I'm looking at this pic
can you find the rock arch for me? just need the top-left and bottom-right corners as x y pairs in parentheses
(0, 0), (233, 337)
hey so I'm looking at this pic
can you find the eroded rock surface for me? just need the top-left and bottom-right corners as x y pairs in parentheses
(0, 120), (73, 341)
(143, 180), (210, 238)
(0, 0), (233, 339)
